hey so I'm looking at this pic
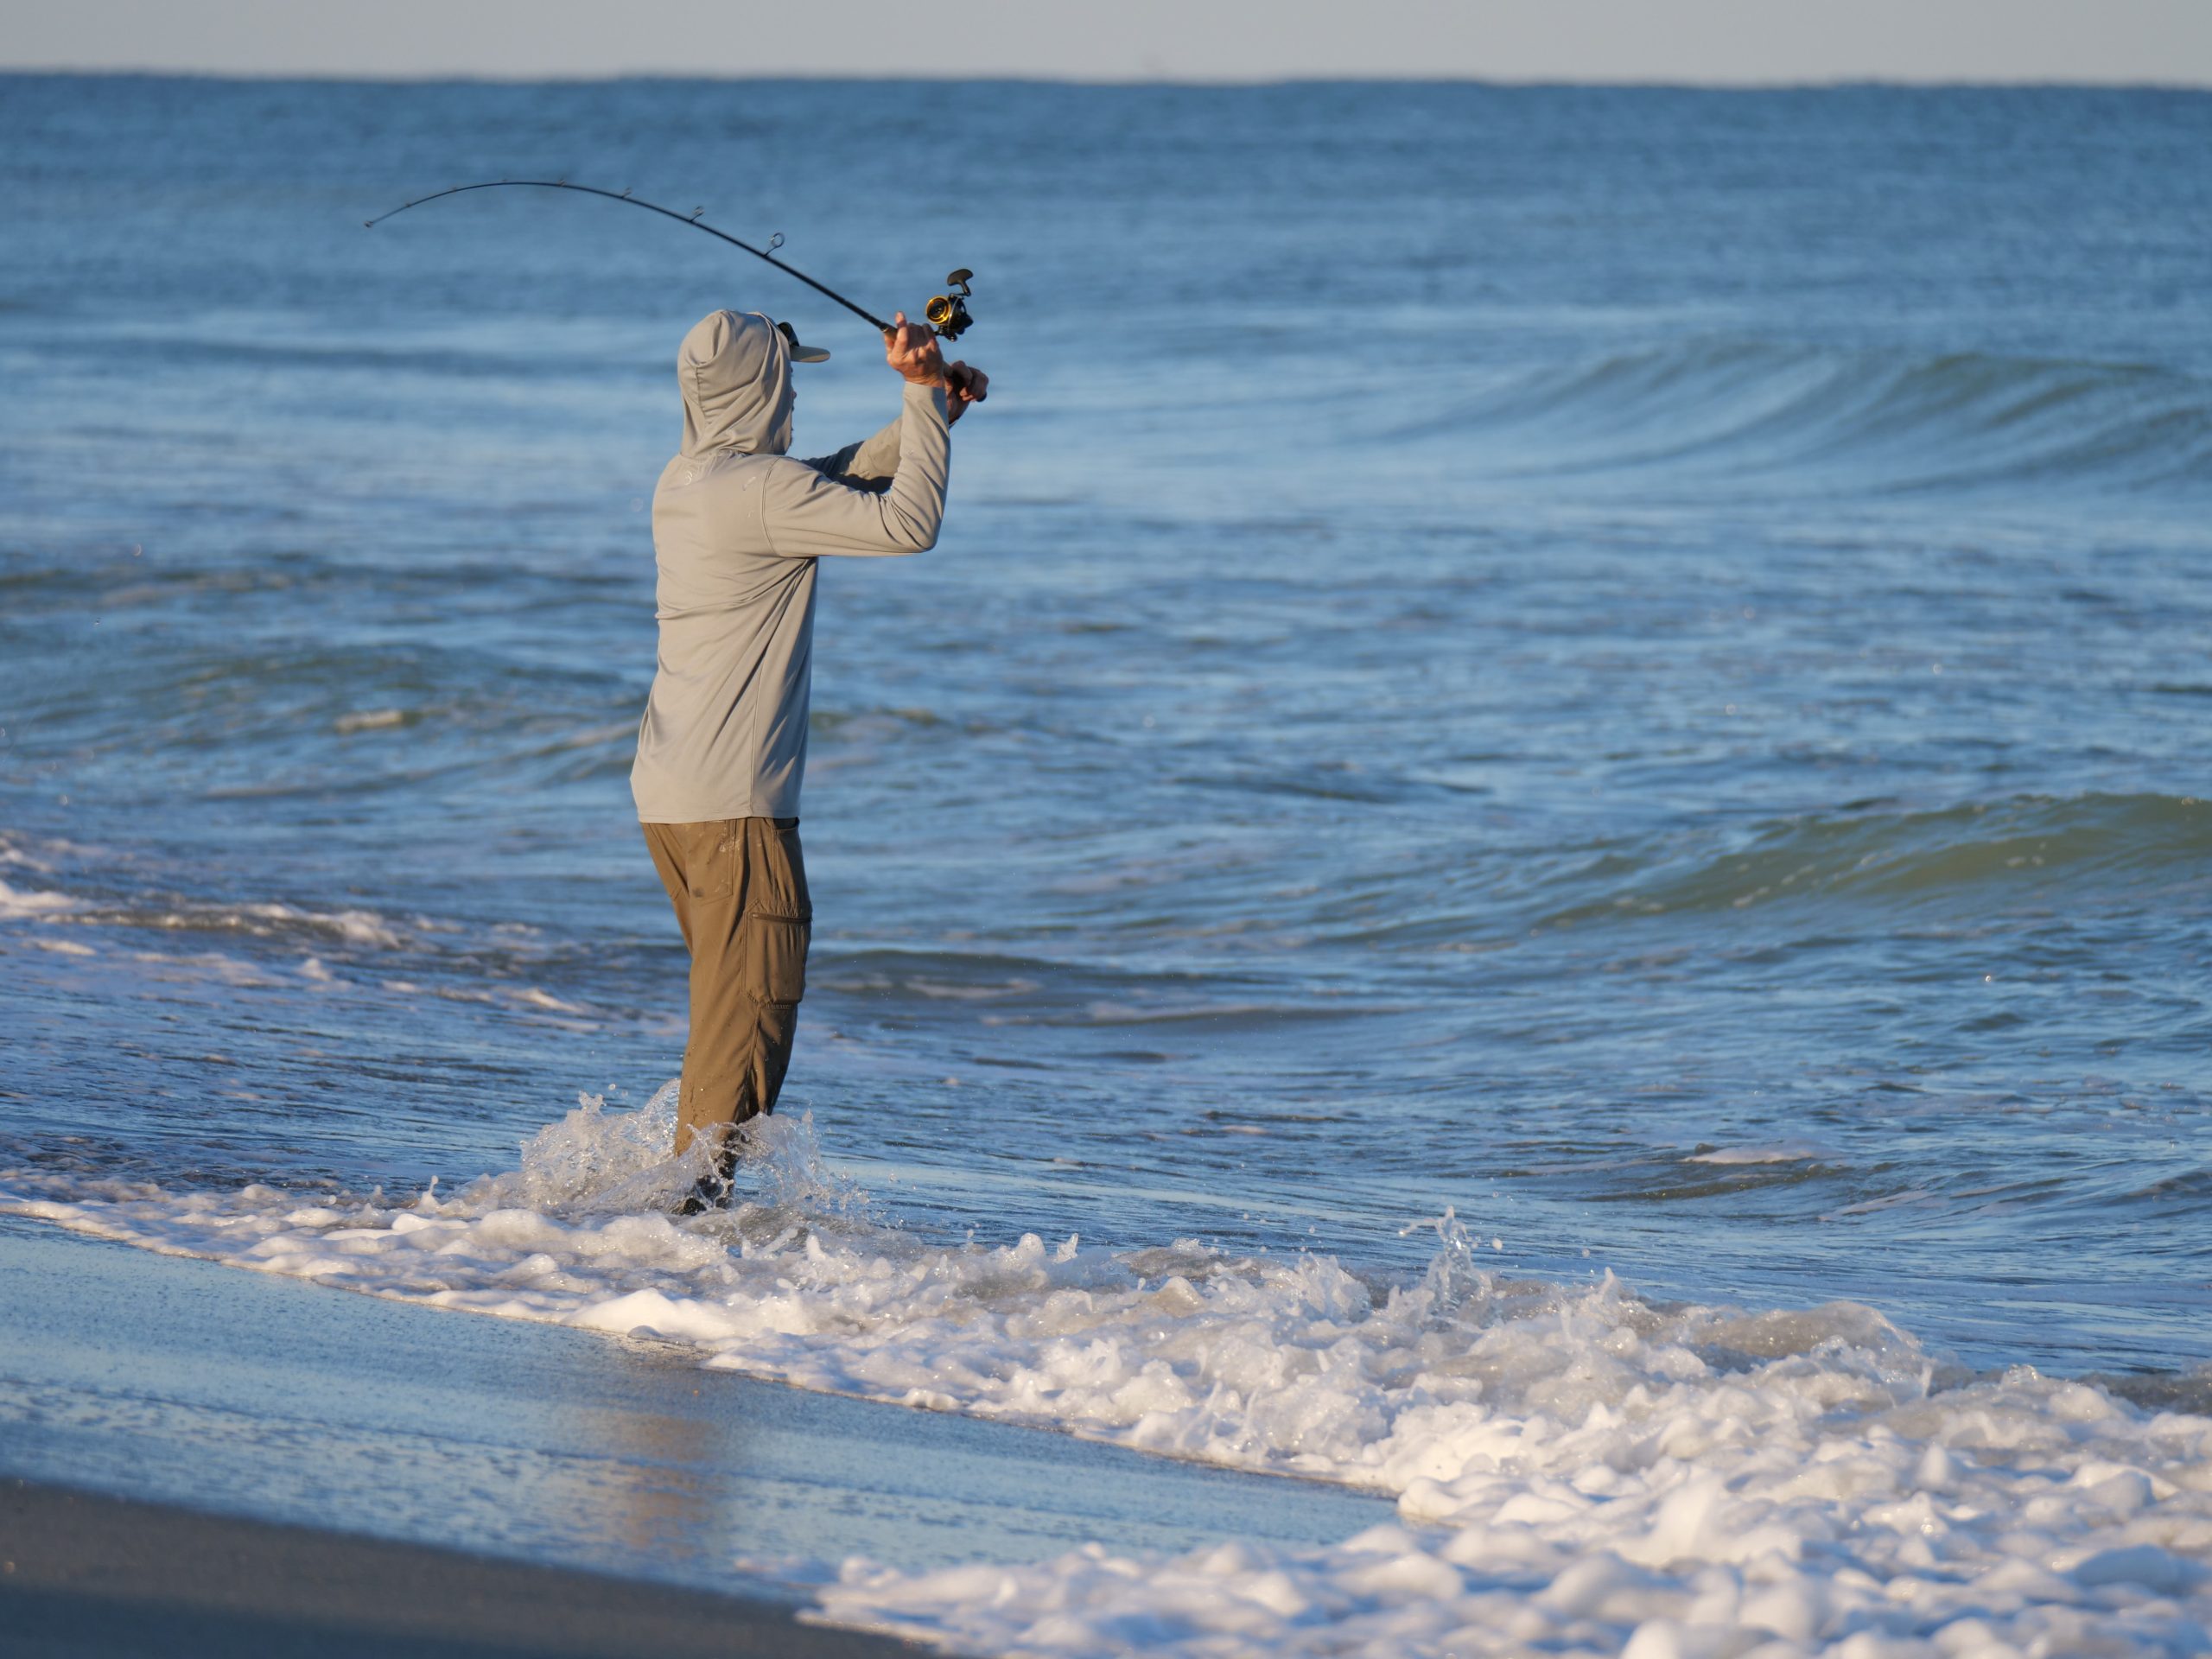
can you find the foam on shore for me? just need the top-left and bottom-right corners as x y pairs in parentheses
(5, 1090), (2209, 1657)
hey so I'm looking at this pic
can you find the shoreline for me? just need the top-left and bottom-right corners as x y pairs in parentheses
(0, 1214), (1393, 1648)
(0, 1477), (928, 1659)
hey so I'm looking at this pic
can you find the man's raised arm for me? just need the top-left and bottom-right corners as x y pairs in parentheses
(798, 357), (988, 493)
(764, 314), (986, 557)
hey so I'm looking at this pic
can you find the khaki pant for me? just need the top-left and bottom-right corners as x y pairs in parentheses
(643, 817), (811, 1160)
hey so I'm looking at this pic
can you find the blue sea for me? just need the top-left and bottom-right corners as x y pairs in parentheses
(3, 78), (2210, 1657)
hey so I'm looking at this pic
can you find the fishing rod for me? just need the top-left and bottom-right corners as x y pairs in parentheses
(365, 179), (976, 341)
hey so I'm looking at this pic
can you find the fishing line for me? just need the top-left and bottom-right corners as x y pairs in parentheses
(365, 178), (976, 340)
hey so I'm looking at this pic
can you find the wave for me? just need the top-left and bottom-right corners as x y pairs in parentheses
(4, 1092), (2209, 1659)
(816, 947), (1344, 1030)
(1537, 791), (2212, 927)
(79, 323), (637, 385)
(1402, 338), (2212, 497)
(0, 879), (413, 949)
(0, 877), (79, 920)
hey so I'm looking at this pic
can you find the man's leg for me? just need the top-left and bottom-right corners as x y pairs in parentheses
(642, 817), (811, 1173)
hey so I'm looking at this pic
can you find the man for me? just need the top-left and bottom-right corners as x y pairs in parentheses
(632, 307), (986, 1212)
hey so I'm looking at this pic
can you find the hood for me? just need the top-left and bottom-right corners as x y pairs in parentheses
(677, 309), (794, 458)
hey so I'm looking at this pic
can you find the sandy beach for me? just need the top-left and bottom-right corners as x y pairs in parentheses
(0, 1477), (924, 1658)
(0, 1214), (1393, 1645)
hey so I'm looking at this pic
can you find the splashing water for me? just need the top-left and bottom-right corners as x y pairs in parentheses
(4, 1095), (2209, 1656)
(1402, 1206), (1502, 1328)
(471, 1084), (700, 1216)
(466, 1084), (881, 1235)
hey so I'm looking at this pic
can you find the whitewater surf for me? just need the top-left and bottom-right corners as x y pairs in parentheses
(7, 1091), (2208, 1658)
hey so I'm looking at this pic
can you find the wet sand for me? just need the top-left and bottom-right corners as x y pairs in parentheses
(0, 1216), (1392, 1646)
(0, 1477), (923, 1657)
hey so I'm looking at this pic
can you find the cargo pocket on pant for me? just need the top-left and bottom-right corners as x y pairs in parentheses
(685, 823), (739, 903)
(745, 911), (810, 1004)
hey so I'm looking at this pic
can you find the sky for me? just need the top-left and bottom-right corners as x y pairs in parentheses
(6, 0), (2212, 84)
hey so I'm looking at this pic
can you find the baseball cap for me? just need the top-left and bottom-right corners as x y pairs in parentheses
(775, 320), (831, 364)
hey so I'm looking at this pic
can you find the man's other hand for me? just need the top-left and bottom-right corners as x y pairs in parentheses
(944, 361), (988, 428)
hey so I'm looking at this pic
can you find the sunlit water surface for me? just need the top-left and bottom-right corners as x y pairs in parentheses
(3, 78), (2209, 1389)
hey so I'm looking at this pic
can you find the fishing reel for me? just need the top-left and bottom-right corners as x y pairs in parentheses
(925, 270), (976, 341)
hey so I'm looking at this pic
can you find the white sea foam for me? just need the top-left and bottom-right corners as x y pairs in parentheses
(1687, 1143), (1833, 1166)
(0, 878), (410, 950)
(514, 987), (588, 1014)
(3, 1092), (2208, 1658)
(166, 900), (408, 949)
(0, 878), (80, 918)
(333, 707), (410, 733)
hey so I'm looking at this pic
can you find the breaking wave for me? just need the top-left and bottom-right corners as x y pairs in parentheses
(1536, 791), (2212, 928)
(1410, 338), (2212, 497)
(4, 1092), (2209, 1657)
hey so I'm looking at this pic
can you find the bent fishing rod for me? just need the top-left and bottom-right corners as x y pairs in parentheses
(365, 179), (976, 341)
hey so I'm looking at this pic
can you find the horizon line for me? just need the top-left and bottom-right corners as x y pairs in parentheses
(7, 65), (2212, 92)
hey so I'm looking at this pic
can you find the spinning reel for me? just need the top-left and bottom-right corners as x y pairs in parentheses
(925, 270), (976, 341)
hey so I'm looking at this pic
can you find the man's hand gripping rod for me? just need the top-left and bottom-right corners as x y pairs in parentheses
(365, 179), (977, 343)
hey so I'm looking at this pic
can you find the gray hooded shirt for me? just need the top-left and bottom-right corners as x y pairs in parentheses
(631, 309), (950, 823)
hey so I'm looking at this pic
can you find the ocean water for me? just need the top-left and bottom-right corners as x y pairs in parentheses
(3, 77), (2211, 1656)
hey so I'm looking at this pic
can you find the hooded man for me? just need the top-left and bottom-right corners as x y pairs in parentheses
(632, 308), (986, 1211)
